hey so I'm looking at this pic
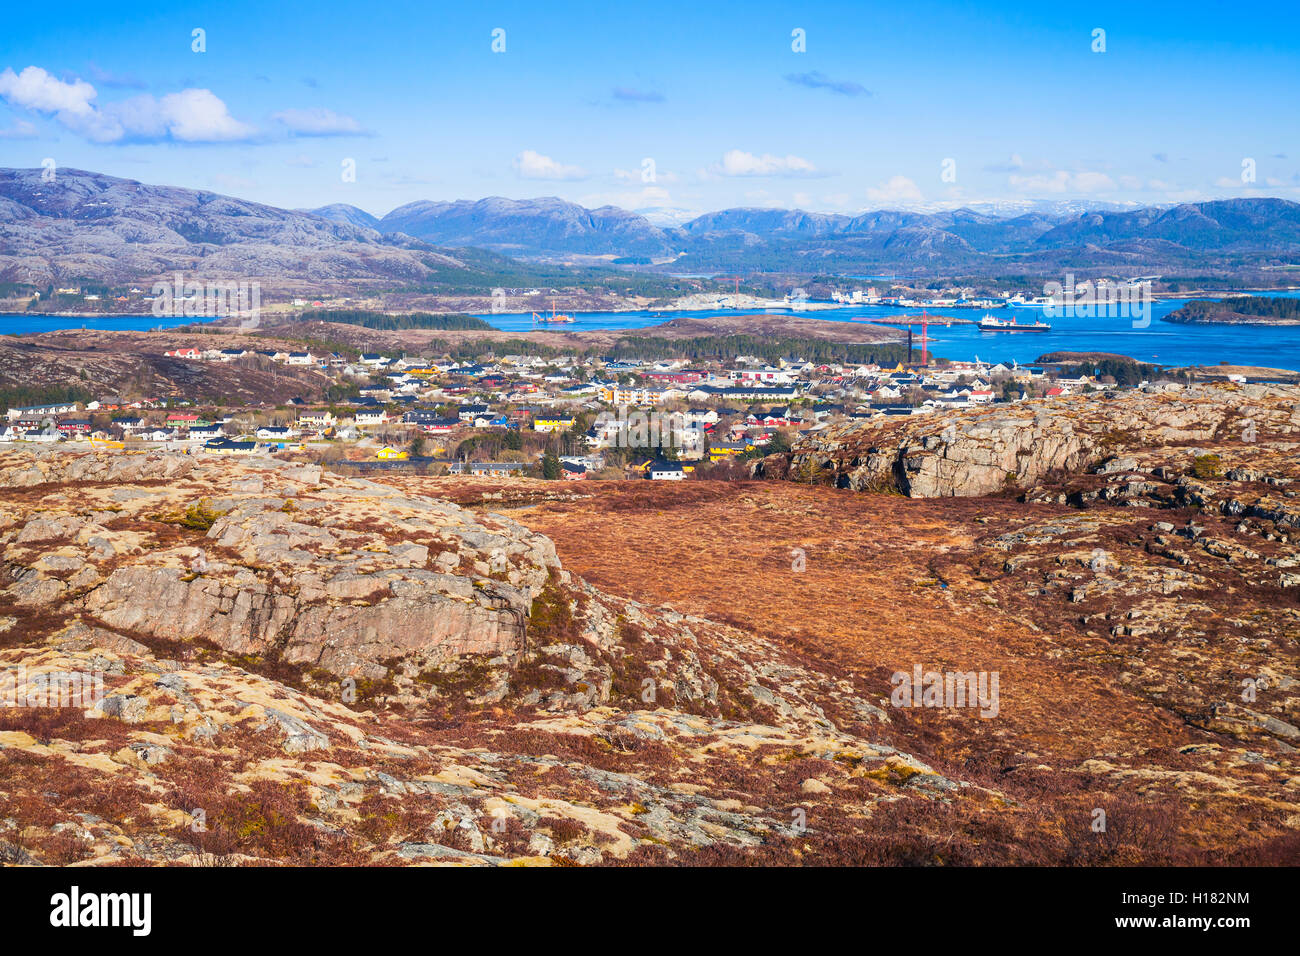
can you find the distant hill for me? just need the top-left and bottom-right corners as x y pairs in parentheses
(1035, 199), (1300, 252)
(378, 196), (675, 258)
(680, 207), (857, 238)
(308, 203), (381, 231)
(0, 168), (473, 288)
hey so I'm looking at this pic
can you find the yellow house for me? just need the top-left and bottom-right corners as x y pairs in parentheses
(708, 442), (749, 461)
(533, 417), (575, 432)
(377, 446), (408, 460)
(297, 411), (335, 428)
(597, 385), (664, 405)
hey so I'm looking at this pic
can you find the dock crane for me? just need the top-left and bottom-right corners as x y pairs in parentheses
(531, 298), (575, 324)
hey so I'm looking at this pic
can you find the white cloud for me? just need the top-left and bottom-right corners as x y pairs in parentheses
(156, 89), (256, 142)
(581, 184), (674, 209)
(512, 149), (587, 180)
(865, 175), (923, 203)
(0, 118), (37, 139)
(0, 66), (96, 115)
(983, 154), (1026, 173)
(1008, 169), (1116, 194)
(711, 149), (819, 178)
(272, 107), (364, 136)
(613, 166), (678, 184)
(0, 65), (255, 143)
(1009, 171), (1068, 193)
(1072, 171), (1117, 193)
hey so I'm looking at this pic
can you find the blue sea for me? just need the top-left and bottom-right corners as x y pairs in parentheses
(0, 313), (202, 335)
(5, 292), (1300, 370)
(470, 294), (1300, 371)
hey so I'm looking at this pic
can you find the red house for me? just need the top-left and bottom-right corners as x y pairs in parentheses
(645, 370), (705, 384)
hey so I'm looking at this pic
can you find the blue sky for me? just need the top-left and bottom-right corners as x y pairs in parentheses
(1, 0), (1298, 220)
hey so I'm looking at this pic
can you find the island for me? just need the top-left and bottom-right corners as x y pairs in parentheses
(1162, 295), (1300, 325)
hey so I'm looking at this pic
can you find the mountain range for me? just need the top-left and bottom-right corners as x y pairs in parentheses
(0, 167), (461, 288)
(313, 193), (1300, 276)
(2, 167), (1298, 290)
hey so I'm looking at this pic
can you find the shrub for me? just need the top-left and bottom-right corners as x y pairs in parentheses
(1190, 454), (1222, 480)
(154, 499), (228, 532)
(538, 815), (587, 844)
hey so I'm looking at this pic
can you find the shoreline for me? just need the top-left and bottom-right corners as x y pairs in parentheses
(5, 286), (1300, 322)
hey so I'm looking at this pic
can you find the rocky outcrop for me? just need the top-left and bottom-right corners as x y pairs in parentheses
(0, 450), (195, 487)
(82, 565), (528, 679)
(780, 383), (1300, 498)
(3, 451), (555, 686)
(0, 447), (980, 867)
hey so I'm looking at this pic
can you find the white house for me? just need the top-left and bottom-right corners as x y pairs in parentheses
(256, 425), (298, 440)
(297, 410), (335, 428)
(647, 460), (686, 480)
(7, 401), (80, 421)
(728, 367), (796, 385)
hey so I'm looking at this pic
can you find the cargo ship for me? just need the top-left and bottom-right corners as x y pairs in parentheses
(977, 314), (1050, 332)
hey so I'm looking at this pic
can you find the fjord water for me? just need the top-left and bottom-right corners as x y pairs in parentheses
(475, 295), (1300, 371)
(6, 293), (1300, 370)
(0, 313), (200, 335)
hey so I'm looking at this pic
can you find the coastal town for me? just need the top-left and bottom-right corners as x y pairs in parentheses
(1, 335), (1133, 480)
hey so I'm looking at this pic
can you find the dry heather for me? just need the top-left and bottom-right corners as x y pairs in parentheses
(2, 382), (1297, 867)
(404, 383), (1300, 865)
(1, 448), (993, 867)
